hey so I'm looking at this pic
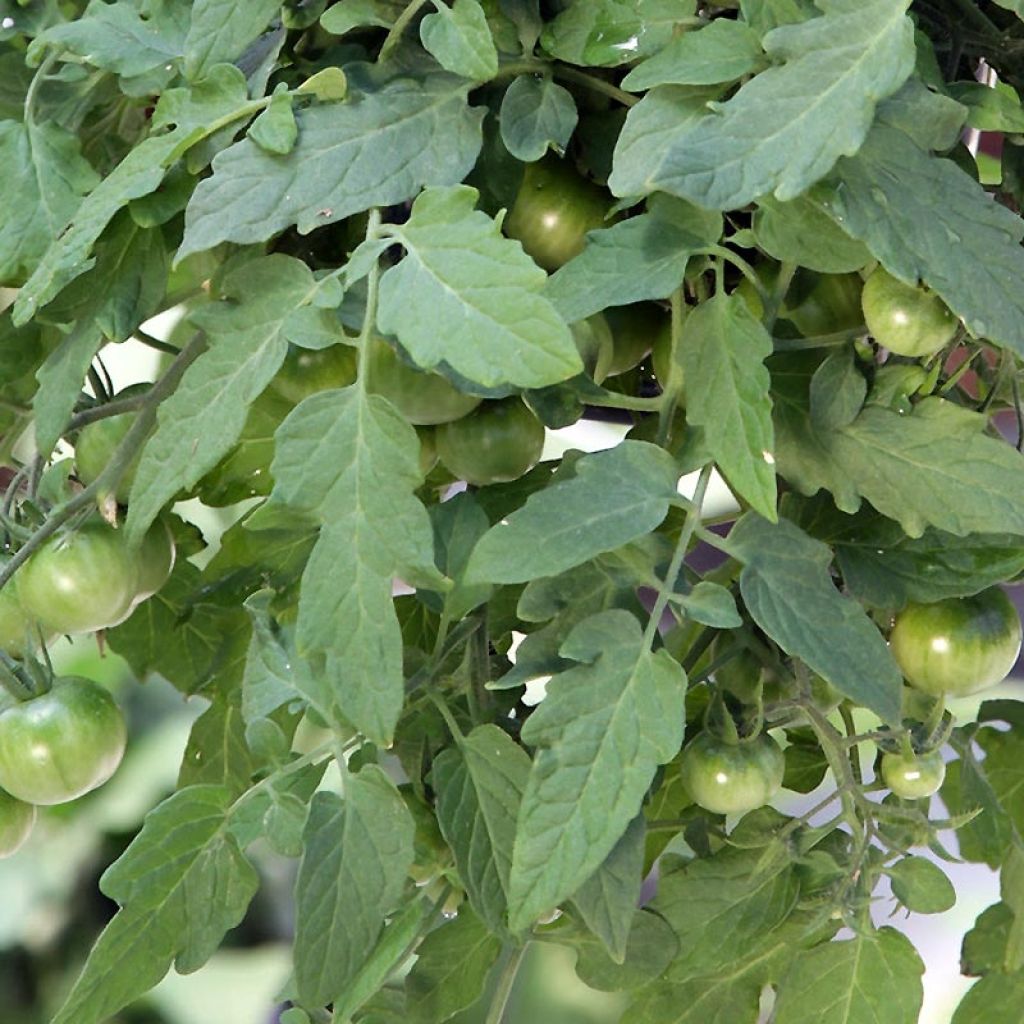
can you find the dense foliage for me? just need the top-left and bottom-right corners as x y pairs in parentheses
(3, 0), (1024, 1021)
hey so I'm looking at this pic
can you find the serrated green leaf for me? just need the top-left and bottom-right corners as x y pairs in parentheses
(433, 724), (530, 934)
(676, 580), (742, 628)
(961, 902), (1015, 977)
(50, 786), (259, 1024)
(609, 0), (915, 209)
(184, 0), (282, 79)
(431, 491), (493, 618)
(728, 514), (902, 723)
(740, 0), (816, 34)
(822, 123), (1024, 356)
(953, 973), (1024, 1024)
(0, 118), (98, 286)
(266, 387), (437, 744)
(296, 66), (348, 101)
(887, 856), (956, 914)
(808, 348), (866, 432)
(774, 928), (924, 1024)
(405, 906), (502, 1022)
(13, 66), (250, 324)
(753, 195), (871, 274)
(949, 81), (1024, 132)
(571, 815), (645, 963)
(508, 609), (685, 930)
(179, 73), (484, 259)
(544, 209), (704, 324)
(249, 88), (297, 155)
(294, 768), (414, 1008)
(681, 293), (776, 519)
(622, 19), (764, 91)
(567, 908), (679, 992)
(178, 677), (258, 797)
(421, 0), (498, 81)
(321, 0), (406, 35)
(877, 78), (967, 151)
(125, 256), (328, 543)
(467, 442), (679, 585)
(499, 75), (578, 161)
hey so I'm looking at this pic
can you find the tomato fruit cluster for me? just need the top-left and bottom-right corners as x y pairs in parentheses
(680, 731), (785, 815)
(890, 587), (1022, 697)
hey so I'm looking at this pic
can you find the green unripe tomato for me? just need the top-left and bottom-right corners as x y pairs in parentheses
(133, 519), (176, 603)
(861, 267), (958, 357)
(0, 788), (36, 857)
(880, 749), (946, 799)
(0, 678), (127, 805)
(890, 588), (1022, 697)
(680, 732), (785, 815)
(436, 398), (546, 486)
(504, 156), (612, 271)
(571, 313), (615, 384)
(0, 578), (53, 657)
(605, 303), (669, 377)
(784, 271), (864, 338)
(74, 384), (150, 504)
(269, 343), (357, 405)
(416, 426), (439, 476)
(18, 522), (138, 635)
(365, 338), (482, 426)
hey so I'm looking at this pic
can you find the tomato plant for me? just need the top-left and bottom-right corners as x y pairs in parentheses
(0, 679), (127, 805)
(436, 398), (546, 485)
(0, 787), (35, 858)
(890, 588), (1023, 697)
(880, 748), (946, 800)
(2, 3), (1024, 1023)
(679, 732), (785, 815)
(861, 266), (959, 357)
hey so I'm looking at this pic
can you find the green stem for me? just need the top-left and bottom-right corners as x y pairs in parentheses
(584, 391), (663, 412)
(656, 288), (686, 444)
(762, 260), (796, 332)
(379, 0), (431, 61)
(771, 327), (866, 351)
(642, 463), (713, 650)
(357, 210), (384, 386)
(485, 945), (527, 1024)
(68, 391), (149, 431)
(0, 334), (207, 595)
(427, 687), (466, 743)
(0, 395), (31, 416)
(23, 52), (57, 125)
(135, 329), (181, 356)
(497, 59), (641, 108)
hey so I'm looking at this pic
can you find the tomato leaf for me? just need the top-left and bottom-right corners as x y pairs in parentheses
(566, 908), (679, 992)
(294, 768), (414, 1009)
(507, 609), (685, 931)
(887, 856), (956, 914)
(378, 185), (580, 389)
(49, 786), (259, 1024)
(753, 194), (871, 275)
(499, 75), (578, 162)
(681, 293), (777, 520)
(467, 441), (679, 585)
(420, 0), (499, 82)
(609, 0), (915, 209)
(183, 0), (282, 80)
(952, 973), (1024, 1024)
(179, 72), (484, 259)
(321, 0), (406, 36)
(728, 514), (903, 723)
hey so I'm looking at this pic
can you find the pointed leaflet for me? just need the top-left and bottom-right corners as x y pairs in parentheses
(953, 974), (1024, 1024)
(125, 255), (330, 543)
(0, 119), (98, 285)
(50, 786), (259, 1024)
(499, 75), (578, 162)
(433, 724), (531, 934)
(420, 0), (498, 81)
(774, 928), (924, 1024)
(681, 293), (776, 520)
(544, 210), (705, 324)
(405, 906), (502, 1023)
(822, 122), (1024, 358)
(179, 72), (484, 259)
(571, 815), (645, 963)
(753, 195), (871, 275)
(184, 0), (282, 79)
(728, 514), (902, 723)
(321, 1), (407, 35)
(13, 65), (250, 324)
(608, 0), (915, 209)
(467, 442), (679, 585)
(508, 610), (685, 931)
(294, 768), (414, 1009)
(266, 387), (437, 744)
(376, 186), (579, 389)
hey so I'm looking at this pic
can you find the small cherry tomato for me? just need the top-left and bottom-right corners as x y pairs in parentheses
(0, 787), (35, 857)
(680, 732), (785, 815)
(880, 749), (946, 799)
(861, 267), (958, 357)
(436, 398), (545, 486)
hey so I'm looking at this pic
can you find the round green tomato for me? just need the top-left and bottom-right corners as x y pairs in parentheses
(504, 157), (612, 271)
(18, 522), (138, 634)
(366, 338), (482, 426)
(680, 732), (785, 815)
(890, 588), (1022, 697)
(75, 384), (149, 504)
(784, 271), (864, 338)
(416, 426), (439, 476)
(605, 303), (671, 379)
(269, 343), (357, 405)
(0, 578), (53, 657)
(861, 267), (958, 357)
(0, 787), (35, 857)
(133, 519), (176, 603)
(880, 749), (945, 799)
(571, 313), (615, 384)
(436, 399), (546, 486)
(0, 678), (127, 805)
